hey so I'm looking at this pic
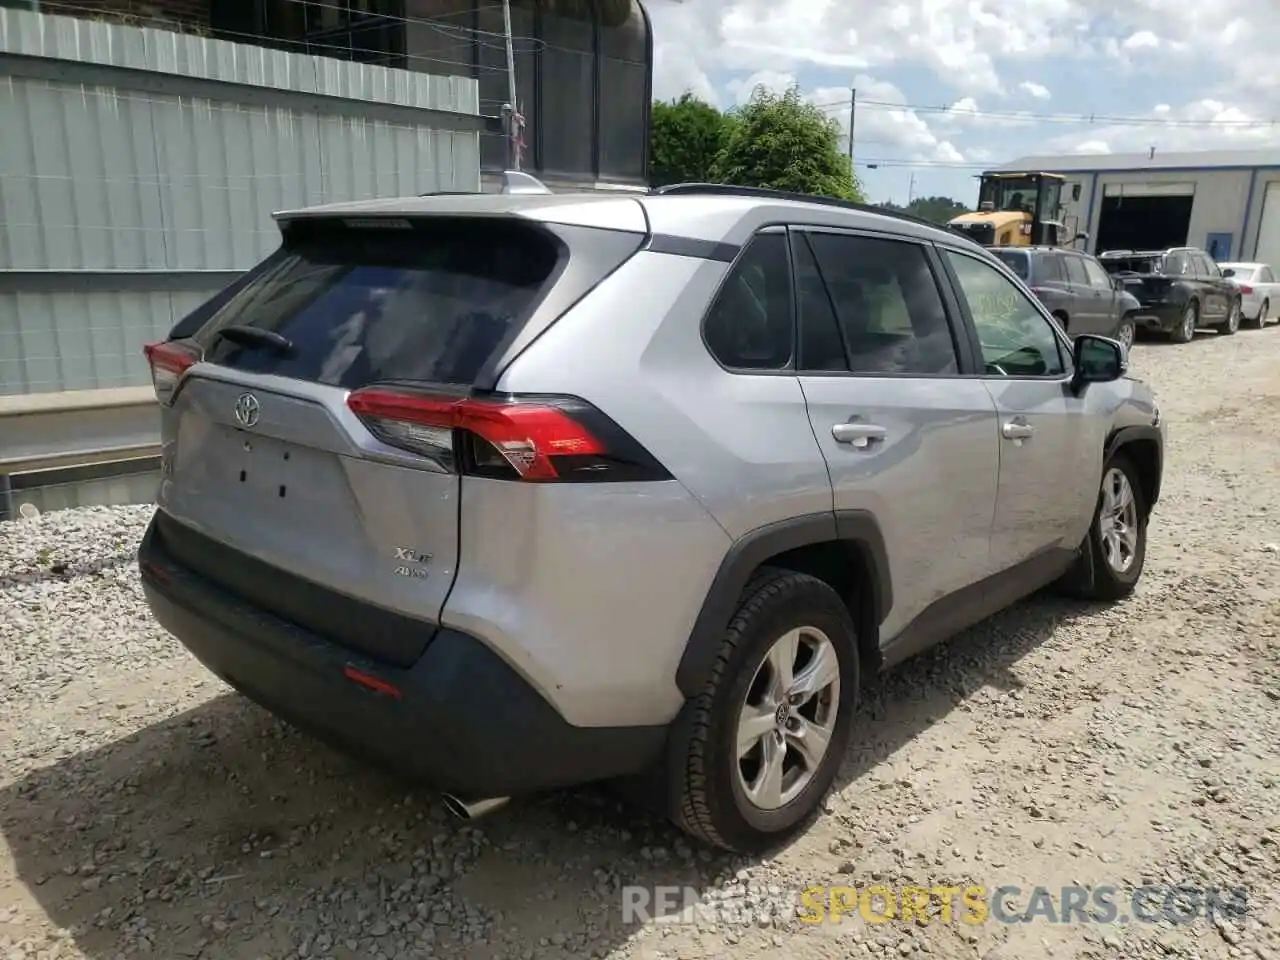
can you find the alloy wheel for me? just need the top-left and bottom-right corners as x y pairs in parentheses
(1115, 320), (1135, 350)
(1181, 304), (1196, 341)
(735, 626), (841, 810)
(1098, 467), (1139, 575)
(1227, 300), (1240, 333)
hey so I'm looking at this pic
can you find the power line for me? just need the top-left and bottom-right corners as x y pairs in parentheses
(813, 96), (1280, 130)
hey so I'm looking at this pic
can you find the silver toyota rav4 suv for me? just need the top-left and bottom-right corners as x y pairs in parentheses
(138, 175), (1164, 853)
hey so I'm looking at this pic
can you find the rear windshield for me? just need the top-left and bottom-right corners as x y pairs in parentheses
(1100, 255), (1163, 275)
(190, 217), (563, 388)
(992, 250), (1030, 280)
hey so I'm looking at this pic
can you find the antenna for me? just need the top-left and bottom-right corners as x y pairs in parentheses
(500, 170), (552, 195)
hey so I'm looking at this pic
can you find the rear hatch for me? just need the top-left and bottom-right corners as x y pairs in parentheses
(1100, 254), (1172, 306)
(147, 213), (624, 667)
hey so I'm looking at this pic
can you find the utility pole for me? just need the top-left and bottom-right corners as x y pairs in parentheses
(847, 87), (856, 164)
(501, 0), (521, 170)
(908, 171), (916, 204)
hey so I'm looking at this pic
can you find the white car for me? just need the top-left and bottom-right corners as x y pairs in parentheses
(1218, 262), (1278, 328)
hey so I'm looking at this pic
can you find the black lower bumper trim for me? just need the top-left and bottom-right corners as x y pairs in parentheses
(137, 513), (667, 797)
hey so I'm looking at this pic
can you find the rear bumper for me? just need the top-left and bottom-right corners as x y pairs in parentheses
(137, 513), (666, 797)
(1131, 304), (1182, 332)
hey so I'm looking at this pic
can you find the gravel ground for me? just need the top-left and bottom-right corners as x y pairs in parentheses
(2, 328), (1279, 960)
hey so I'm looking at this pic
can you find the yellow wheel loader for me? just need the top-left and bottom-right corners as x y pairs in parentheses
(948, 171), (1086, 248)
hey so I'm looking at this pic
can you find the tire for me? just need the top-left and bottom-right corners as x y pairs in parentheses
(665, 568), (859, 853)
(1171, 300), (1198, 343)
(1057, 451), (1148, 601)
(1113, 315), (1136, 351)
(1217, 297), (1241, 336)
(1253, 300), (1269, 330)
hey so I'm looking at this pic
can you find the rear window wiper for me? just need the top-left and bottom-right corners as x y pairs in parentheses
(214, 324), (295, 354)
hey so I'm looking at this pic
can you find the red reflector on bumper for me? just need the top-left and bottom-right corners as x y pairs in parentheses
(342, 665), (402, 699)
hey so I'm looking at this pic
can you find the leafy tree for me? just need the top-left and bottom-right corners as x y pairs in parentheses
(649, 93), (736, 187)
(710, 86), (863, 201)
(882, 195), (971, 224)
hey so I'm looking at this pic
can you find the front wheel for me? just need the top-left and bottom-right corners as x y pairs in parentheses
(1217, 297), (1241, 336)
(1057, 452), (1148, 601)
(1113, 315), (1136, 351)
(1171, 301), (1198, 343)
(666, 569), (859, 853)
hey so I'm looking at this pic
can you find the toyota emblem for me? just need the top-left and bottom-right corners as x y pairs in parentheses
(234, 392), (261, 428)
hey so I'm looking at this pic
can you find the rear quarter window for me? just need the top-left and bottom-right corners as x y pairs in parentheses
(190, 217), (564, 389)
(992, 250), (1030, 280)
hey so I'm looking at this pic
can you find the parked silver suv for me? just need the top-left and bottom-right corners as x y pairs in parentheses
(138, 175), (1165, 853)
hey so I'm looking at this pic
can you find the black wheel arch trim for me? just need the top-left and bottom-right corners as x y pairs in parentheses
(1104, 424), (1163, 510)
(675, 510), (892, 698)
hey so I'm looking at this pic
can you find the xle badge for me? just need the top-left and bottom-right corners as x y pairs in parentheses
(393, 547), (432, 579)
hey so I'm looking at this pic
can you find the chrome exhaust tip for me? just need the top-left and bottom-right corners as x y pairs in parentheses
(442, 794), (510, 820)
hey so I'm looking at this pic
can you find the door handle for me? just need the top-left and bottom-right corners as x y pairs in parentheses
(832, 422), (887, 447)
(1001, 420), (1034, 440)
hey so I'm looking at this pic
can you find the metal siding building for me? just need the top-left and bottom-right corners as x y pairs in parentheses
(998, 149), (1280, 263)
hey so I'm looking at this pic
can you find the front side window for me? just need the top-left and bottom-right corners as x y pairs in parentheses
(945, 250), (1066, 378)
(1081, 257), (1114, 290)
(703, 233), (794, 371)
(1063, 255), (1090, 286)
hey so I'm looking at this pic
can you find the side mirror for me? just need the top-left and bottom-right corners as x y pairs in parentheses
(1071, 334), (1125, 392)
(1221, 268), (1235, 278)
(1071, 183), (1082, 202)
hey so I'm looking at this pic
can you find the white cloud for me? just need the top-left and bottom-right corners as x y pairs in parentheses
(1121, 30), (1160, 51)
(1050, 98), (1280, 155)
(644, 0), (1280, 200)
(644, 0), (1093, 97)
(808, 78), (960, 163)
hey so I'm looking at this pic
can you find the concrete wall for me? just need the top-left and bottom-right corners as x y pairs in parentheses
(0, 5), (485, 396)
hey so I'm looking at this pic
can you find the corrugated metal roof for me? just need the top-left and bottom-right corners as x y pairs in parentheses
(995, 148), (1280, 173)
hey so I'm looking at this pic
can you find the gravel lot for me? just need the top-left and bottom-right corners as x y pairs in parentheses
(3, 328), (1279, 960)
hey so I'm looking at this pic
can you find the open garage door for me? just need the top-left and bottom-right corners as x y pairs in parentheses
(1254, 181), (1280, 267)
(1095, 182), (1195, 254)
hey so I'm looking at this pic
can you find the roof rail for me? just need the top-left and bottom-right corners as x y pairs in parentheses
(650, 182), (945, 233)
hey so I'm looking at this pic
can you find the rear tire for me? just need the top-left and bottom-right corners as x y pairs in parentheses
(1057, 451), (1148, 601)
(1171, 301), (1198, 343)
(1254, 300), (1269, 330)
(665, 568), (859, 853)
(1217, 297), (1241, 336)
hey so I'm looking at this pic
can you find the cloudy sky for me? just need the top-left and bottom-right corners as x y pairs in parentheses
(644, 0), (1280, 204)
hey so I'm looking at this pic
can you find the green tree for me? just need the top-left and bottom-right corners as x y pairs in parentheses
(711, 86), (863, 201)
(905, 195), (971, 224)
(649, 93), (735, 187)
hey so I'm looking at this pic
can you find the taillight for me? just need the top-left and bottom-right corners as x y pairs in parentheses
(346, 387), (671, 483)
(143, 340), (201, 406)
(1238, 284), (1254, 294)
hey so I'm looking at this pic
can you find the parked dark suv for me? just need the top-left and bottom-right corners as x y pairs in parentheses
(992, 246), (1141, 349)
(1098, 247), (1242, 343)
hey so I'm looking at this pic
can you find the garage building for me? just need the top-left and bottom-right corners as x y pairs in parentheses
(996, 148), (1280, 263)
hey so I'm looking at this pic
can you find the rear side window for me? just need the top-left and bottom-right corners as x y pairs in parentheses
(993, 250), (1030, 280)
(1260, 267), (1274, 283)
(703, 233), (793, 370)
(802, 232), (960, 375)
(191, 217), (563, 388)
